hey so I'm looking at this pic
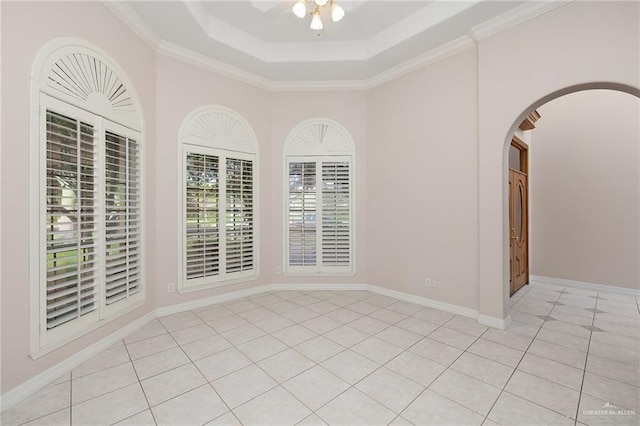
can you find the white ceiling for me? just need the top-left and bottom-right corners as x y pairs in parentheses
(117, 0), (546, 84)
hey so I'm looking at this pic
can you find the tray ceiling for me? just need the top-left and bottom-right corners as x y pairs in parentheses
(114, 1), (555, 84)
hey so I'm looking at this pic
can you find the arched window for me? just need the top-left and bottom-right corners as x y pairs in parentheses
(30, 38), (145, 356)
(283, 118), (355, 275)
(177, 106), (259, 292)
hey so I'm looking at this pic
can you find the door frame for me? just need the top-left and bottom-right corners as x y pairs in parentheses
(509, 135), (529, 296)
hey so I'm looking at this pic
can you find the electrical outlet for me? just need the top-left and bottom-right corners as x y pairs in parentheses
(425, 277), (438, 288)
(276, 266), (282, 274)
(168, 283), (175, 293)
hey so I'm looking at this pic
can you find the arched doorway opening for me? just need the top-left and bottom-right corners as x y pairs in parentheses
(501, 83), (640, 314)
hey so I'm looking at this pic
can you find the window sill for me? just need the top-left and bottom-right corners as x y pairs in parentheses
(178, 275), (259, 294)
(30, 298), (146, 360)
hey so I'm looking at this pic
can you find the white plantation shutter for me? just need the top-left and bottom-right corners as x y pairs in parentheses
(182, 147), (256, 290)
(321, 161), (351, 267)
(286, 157), (353, 274)
(184, 152), (220, 283)
(283, 119), (355, 276)
(45, 109), (99, 330)
(38, 97), (144, 349)
(288, 162), (317, 267)
(225, 157), (255, 276)
(104, 130), (141, 306)
(32, 42), (145, 355)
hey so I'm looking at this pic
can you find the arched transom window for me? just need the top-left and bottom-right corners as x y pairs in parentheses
(283, 118), (355, 276)
(178, 105), (259, 292)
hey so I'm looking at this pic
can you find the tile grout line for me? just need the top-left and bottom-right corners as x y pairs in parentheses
(189, 291), (378, 423)
(162, 318), (244, 426)
(122, 319), (166, 426)
(14, 286), (634, 426)
(227, 293), (395, 421)
(377, 316), (482, 425)
(69, 373), (73, 426)
(46, 341), (158, 425)
(208, 292), (373, 421)
(227, 295), (444, 424)
(572, 293), (597, 425)
(479, 282), (558, 425)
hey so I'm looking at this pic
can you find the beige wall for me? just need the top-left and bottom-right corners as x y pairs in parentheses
(1, 2), (158, 393)
(2, 0), (639, 397)
(530, 90), (640, 289)
(477, 0), (639, 319)
(366, 48), (479, 310)
(153, 55), (274, 308)
(270, 91), (369, 285)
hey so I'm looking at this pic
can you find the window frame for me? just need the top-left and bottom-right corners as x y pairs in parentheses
(179, 145), (258, 292)
(282, 118), (356, 277)
(30, 39), (145, 358)
(176, 105), (260, 293)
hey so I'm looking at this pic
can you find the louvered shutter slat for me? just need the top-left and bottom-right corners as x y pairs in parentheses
(185, 152), (220, 282)
(225, 158), (254, 275)
(104, 131), (141, 306)
(321, 162), (351, 266)
(45, 110), (98, 330)
(288, 162), (317, 266)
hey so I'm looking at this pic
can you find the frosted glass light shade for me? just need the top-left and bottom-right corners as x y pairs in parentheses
(314, 0), (329, 6)
(331, 3), (344, 22)
(310, 10), (323, 30)
(292, 1), (306, 18)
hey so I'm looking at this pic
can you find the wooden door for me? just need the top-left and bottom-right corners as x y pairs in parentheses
(509, 137), (529, 295)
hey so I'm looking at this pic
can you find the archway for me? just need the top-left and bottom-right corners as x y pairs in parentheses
(501, 83), (640, 316)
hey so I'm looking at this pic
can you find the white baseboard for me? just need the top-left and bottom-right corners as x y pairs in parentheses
(155, 285), (272, 318)
(0, 311), (155, 412)
(531, 275), (640, 297)
(1, 282), (512, 412)
(366, 284), (480, 319)
(270, 283), (369, 292)
(478, 314), (511, 330)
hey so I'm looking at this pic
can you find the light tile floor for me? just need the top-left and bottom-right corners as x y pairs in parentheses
(2, 283), (639, 425)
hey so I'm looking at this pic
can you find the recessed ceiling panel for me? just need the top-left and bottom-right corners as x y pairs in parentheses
(122, 0), (529, 82)
(200, 1), (431, 42)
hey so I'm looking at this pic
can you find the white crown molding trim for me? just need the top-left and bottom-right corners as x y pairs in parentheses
(101, 1), (161, 50)
(470, 0), (574, 41)
(0, 311), (155, 412)
(364, 35), (476, 89)
(104, 0), (573, 92)
(157, 41), (272, 91)
(531, 275), (640, 297)
(367, 1), (481, 60)
(478, 314), (511, 330)
(184, 0), (481, 64)
(270, 80), (367, 92)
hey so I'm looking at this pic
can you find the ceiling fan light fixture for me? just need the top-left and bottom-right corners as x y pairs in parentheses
(310, 7), (323, 30)
(292, 0), (307, 18)
(295, 0), (343, 30)
(330, 2), (344, 22)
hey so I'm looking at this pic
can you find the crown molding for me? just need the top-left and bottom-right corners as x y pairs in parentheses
(470, 0), (574, 41)
(182, 0), (482, 64)
(102, 1), (161, 50)
(364, 35), (476, 89)
(270, 79), (367, 92)
(157, 41), (272, 91)
(103, 0), (574, 92)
